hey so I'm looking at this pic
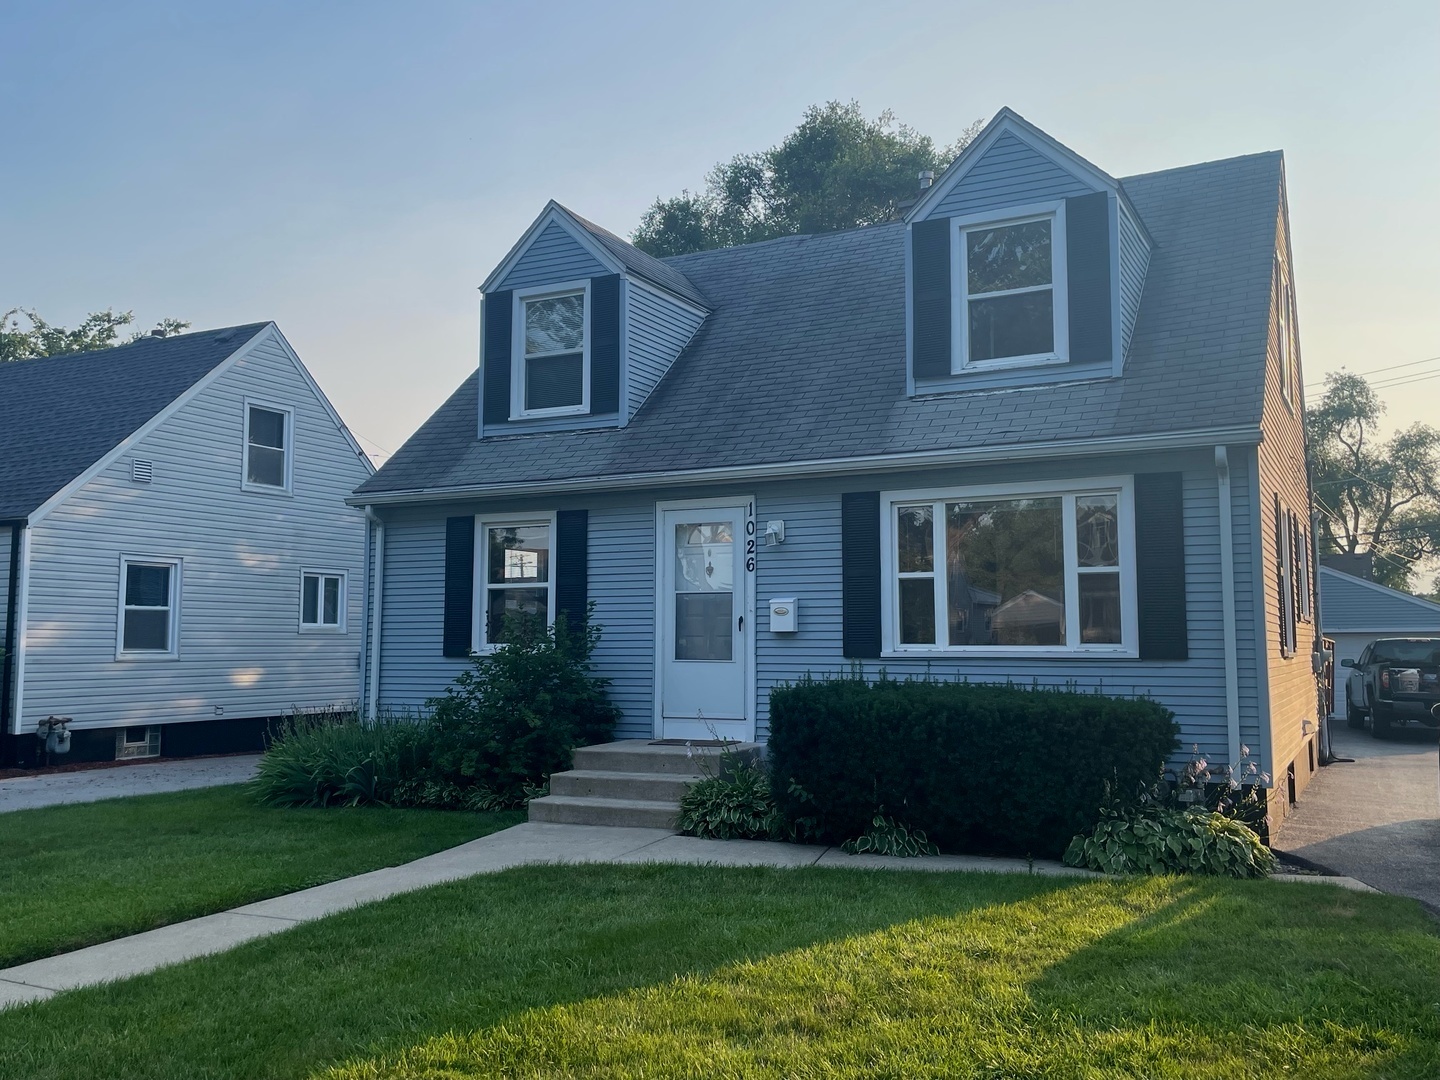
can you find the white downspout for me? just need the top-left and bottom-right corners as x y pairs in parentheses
(364, 507), (385, 721)
(1215, 447), (1242, 766)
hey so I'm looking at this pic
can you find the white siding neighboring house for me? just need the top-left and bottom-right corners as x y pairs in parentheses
(1320, 565), (1440, 713)
(0, 323), (372, 766)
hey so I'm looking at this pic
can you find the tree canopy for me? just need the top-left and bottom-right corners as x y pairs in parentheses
(632, 101), (983, 257)
(1, 308), (191, 363)
(1308, 371), (1440, 592)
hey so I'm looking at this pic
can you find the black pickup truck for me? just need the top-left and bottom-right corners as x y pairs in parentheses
(1342, 637), (1440, 738)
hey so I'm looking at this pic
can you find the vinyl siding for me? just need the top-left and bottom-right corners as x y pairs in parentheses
(1319, 568), (1440, 633)
(493, 220), (607, 292)
(625, 279), (705, 419)
(18, 329), (370, 731)
(372, 452), (1263, 766)
(1117, 200), (1151, 358)
(1257, 197), (1321, 816)
(926, 131), (1094, 219)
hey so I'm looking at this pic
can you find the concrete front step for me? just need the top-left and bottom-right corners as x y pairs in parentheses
(527, 794), (681, 830)
(549, 769), (700, 802)
(571, 739), (762, 776)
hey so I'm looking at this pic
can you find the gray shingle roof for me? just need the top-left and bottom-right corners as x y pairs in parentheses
(0, 324), (268, 519)
(357, 152), (1282, 499)
(562, 206), (710, 308)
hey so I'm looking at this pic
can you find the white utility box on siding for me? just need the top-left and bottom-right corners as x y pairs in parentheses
(769, 598), (798, 633)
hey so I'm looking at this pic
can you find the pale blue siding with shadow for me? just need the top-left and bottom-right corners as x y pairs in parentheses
(374, 517), (470, 713)
(588, 503), (656, 737)
(751, 452), (1258, 768)
(1118, 202), (1151, 358)
(626, 281), (706, 419)
(927, 131), (1095, 219)
(1319, 567), (1440, 632)
(494, 220), (608, 292)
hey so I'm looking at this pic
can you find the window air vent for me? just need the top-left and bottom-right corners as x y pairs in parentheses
(131, 459), (154, 484)
(115, 726), (162, 760)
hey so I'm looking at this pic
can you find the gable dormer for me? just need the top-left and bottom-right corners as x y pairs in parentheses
(905, 108), (1152, 394)
(478, 202), (708, 435)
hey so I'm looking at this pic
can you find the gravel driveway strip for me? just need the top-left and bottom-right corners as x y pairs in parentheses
(0, 755), (261, 814)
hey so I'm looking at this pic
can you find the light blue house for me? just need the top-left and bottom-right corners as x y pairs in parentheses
(352, 109), (1321, 824)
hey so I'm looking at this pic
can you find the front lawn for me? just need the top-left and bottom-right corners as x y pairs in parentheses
(0, 865), (1435, 1079)
(0, 784), (520, 967)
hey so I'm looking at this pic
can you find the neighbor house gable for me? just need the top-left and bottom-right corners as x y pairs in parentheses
(1320, 566), (1440, 633)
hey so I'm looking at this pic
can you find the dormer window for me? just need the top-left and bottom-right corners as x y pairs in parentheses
(512, 281), (589, 418)
(954, 206), (1068, 370)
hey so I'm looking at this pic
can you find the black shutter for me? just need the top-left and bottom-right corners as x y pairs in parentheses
(590, 275), (621, 414)
(555, 509), (589, 635)
(442, 516), (476, 657)
(1135, 472), (1188, 660)
(841, 491), (882, 659)
(911, 218), (952, 379)
(1065, 191), (1114, 365)
(481, 290), (513, 426)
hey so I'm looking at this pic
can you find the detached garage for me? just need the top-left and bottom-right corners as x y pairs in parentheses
(1320, 564), (1440, 713)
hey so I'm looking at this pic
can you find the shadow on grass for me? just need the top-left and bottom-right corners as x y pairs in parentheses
(315, 875), (1440, 1080)
(0, 863), (1076, 1080)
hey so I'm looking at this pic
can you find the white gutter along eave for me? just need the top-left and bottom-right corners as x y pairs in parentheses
(347, 424), (1265, 508)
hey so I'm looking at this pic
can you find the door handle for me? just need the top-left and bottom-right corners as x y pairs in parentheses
(738, 615), (744, 632)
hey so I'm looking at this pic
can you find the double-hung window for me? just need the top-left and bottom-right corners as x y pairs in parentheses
(512, 283), (589, 417)
(473, 518), (555, 650)
(955, 206), (1067, 369)
(244, 402), (292, 491)
(118, 556), (180, 656)
(1277, 267), (1295, 407)
(886, 480), (1133, 654)
(300, 571), (346, 631)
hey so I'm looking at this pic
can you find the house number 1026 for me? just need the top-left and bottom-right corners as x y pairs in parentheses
(745, 506), (756, 573)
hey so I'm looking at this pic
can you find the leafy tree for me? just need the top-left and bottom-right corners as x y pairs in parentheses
(632, 101), (983, 257)
(1308, 371), (1440, 591)
(0, 308), (190, 363)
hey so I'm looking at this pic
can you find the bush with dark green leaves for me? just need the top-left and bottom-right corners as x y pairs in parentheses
(1064, 806), (1277, 878)
(767, 673), (1179, 859)
(426, 610), (619, 805)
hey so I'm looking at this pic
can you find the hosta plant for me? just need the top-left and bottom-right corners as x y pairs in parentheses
(841, 814), (939, 858)
(1064, 806), (1277, 878)
(677, 752), (778, 840)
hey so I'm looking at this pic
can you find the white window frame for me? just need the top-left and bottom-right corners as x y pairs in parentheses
(470, 514), (558, 654)
(1277, 266), (1295, 408)
(951, 201), (1069, 373)
(880, 477), (1137, 658)
(511, 280), (591, 420)
(116, 554), (182, 659)
(241, 398), (294, 494)
(299, 569), (348, 633)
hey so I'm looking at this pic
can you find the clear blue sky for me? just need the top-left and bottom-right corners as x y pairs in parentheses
(3, 0), (1436, 462)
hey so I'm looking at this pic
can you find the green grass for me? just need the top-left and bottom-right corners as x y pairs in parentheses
(0, 865), (1436, 1079)
(0, 784), (521, 967)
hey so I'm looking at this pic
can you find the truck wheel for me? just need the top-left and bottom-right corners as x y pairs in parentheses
(1370, 705), (1394, 740)
(1347, 701), (1366, 729)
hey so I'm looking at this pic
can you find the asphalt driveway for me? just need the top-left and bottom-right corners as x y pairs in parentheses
(1276, 724), (1440, 912)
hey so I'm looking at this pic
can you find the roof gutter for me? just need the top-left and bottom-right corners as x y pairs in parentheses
(348, 424), (1264, 508)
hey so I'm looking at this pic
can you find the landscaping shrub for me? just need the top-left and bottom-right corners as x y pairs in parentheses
(677, 751), (778, 840)
(253, 712), (430, 808)
(767, 673), (1179, 859)
(840, 814), (939, 858)
(426, 609), (619, 805)
(1064, 807), (1278, 878)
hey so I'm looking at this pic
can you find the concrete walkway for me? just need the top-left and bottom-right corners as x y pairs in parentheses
(0, 821), (1375, 1010)
(1276, 724), (1440, 911)
(0, 754), (261, 813)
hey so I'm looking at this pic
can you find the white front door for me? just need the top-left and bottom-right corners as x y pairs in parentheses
(657, 501), (753, 741)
